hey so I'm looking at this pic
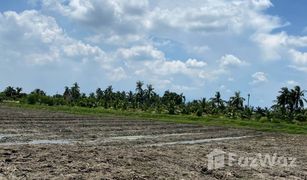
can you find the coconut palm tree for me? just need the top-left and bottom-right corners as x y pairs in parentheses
(229, 91), (245, 110)
(146, 84), (154, 98)
(63, 86), (71, 102)
(31, 89), (46, 96)
(96, 88), (104, 101)
(71, 83), (81, 101)
(135, 81), (144, 108)
(275, 87), (290, 111)
(291, 86), (306, 111)
(210, 91), (225, 110)
(4, 86), (16, 98)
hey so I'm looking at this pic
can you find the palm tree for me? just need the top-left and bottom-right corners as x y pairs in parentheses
(71, 82), (81, 101)
(136, 81), (144, 95)
(291, 86), (306, 111)
(31, 89), (46, 96)
(16, 87), (22, 97)
(135, 81), (144, 108)
(275, 87), (290, 111)
(229, 91), (245, 110)
(4, 86), (16, 98)
(63, 86), (72, 102)
(96, 88), (104, 100)
(146, 84), (154, 100)
(144, 84), (155, 108)
(210, 91), (224, 110)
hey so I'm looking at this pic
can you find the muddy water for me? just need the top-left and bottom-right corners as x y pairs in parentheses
(29, 139), (71, 145)
(147, 135), (256, 146)
(0, 134), (15, 140)
(106, 132), (205, 141)
(0, 139), (72, 146)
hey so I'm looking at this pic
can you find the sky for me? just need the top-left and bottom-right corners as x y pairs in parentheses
(0, 0), (307, 107)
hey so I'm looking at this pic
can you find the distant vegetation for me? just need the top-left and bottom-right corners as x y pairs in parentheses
(0, 81), (306, 124)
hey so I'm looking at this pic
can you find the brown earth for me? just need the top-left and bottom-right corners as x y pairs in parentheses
(0, 106), (306, 179)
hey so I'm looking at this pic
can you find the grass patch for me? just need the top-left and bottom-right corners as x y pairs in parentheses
(2, 103), (307, 135)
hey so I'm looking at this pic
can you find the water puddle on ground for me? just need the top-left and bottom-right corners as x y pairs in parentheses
(103, 133), (205, 142)
(0, 139), (72, 146)
(29, 140), (71, 145)
(146, 135), (255, 147)
(0, 134), (15, 140)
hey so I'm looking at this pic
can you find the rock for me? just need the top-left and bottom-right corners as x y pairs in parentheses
(4, 159), (12, 163)
(201, 167), (213, 175)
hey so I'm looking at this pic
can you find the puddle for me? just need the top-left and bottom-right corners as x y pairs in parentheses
(146, 135), (255, 147)
(101, 133), (205, 142)
(29, 140), (71, 145)
(0, 139), (72, 146)
(0, 134), (15, 140)
(109, 135), (149, 141)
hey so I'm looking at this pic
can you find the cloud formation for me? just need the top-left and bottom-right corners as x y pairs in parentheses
(1, 0), (307, 106)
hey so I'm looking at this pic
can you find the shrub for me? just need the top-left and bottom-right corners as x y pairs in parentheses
(196, 107), (203, 117)
(259, 117), (269, 123)
(270, 118), (281, 123)
(294, 113), (307, 122)
(41, 96), (54, 106)
(27, 94), (38, 104)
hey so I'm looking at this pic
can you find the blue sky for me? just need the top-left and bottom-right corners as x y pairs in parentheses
(1, 0), (307, 107)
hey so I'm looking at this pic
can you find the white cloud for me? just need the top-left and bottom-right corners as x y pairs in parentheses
(0, 10), (133, 86)
(171, 84), (196, 92)
(252, 32), (287, 60)
(116, 45), (164, 61)
(219, 54), (247, 68)
(251, 0), (273, 9)
(40, 0), (283, 39)
(289, 49), (307, 65)
(186, 58), (207, 68)
(116, 45), (212, 81)
(2, 0), (307, 106)
(109, 67), (127, 81)
(0, 10), (107, 65)
(86, 34), (144, 46)
(187, 45), (210, 55)
(146, 60), (191, 76)
(41, 0), (149, 35)
(147, 0), (280, 36)
(286, 80), (299, 86)
(288, 65), (307, 73)
(146, 58), (212, 79)
(251, 72), (268, 84)
(253, 32), (307, 61)
(63, 41), (103, 58)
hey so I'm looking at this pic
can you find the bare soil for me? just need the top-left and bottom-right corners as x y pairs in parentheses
(0, 106), (306, 179)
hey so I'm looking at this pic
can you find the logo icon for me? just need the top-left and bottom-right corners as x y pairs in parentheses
(207, 149), (297, 170)
(207, 149), (226, 170)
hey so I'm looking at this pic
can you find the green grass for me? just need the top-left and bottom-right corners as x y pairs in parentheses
(2, 103), (307, 135)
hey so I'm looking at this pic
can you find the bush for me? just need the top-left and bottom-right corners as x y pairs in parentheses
(259, 117), (269, 123)
(294, 113), (307, 122)
(53, 97), (66, 106)
(27, 94), (54, 106)
(270, 118), (281, 123)
(27, 94), (38, 104)
(196, 107), (203, 117)
(41, 96), (54, 106)
(254, 113), (263, 121)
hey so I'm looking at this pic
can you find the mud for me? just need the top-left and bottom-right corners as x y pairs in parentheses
(0, 106), (306, 179)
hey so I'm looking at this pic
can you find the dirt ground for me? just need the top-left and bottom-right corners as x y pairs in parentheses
(0, 106), (306, 179)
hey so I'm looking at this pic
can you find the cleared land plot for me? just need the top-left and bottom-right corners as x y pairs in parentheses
(0, 106), (306, 179)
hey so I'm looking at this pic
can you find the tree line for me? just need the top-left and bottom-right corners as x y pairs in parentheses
(0, 81), (306, 123)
